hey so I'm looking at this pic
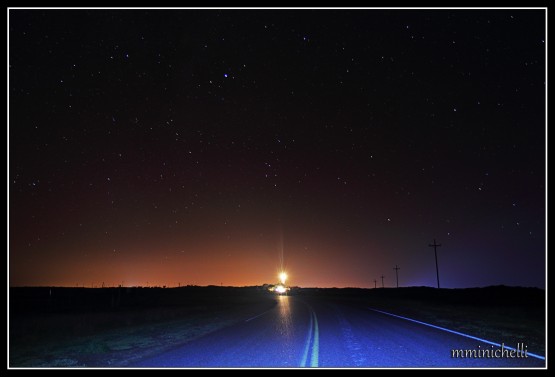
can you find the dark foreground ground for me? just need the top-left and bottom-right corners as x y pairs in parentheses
(9, 285), (545, 368)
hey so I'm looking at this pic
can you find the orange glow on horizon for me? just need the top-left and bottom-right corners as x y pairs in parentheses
(9, 235), (386, 288)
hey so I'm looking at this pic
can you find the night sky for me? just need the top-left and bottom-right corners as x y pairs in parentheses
(9, 9), (546, 289)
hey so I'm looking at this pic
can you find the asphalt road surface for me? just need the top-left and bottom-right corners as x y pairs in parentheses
(134, 295), (545, 368)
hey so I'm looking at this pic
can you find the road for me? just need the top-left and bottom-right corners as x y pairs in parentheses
(134, 295), (545, 368)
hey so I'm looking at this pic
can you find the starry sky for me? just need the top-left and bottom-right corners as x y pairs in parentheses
(9, 9), (546, 288)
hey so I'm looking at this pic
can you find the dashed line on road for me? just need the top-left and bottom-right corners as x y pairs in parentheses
(368, 308), (545, 361)
(244, 308), (273, 322)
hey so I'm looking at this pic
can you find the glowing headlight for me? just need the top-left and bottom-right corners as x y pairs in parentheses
(275, 285), (286, 294)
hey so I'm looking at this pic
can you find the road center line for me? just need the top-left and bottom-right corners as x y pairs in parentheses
(310, 310), (319, 367)
(300, 308), (314, 367)
(368, 308), (545, 361)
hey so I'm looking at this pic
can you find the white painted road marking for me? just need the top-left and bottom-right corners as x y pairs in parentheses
(368, 308), (545, 361)
(245, 308), (273, 322)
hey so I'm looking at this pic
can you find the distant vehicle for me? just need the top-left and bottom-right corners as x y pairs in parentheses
(269, 284), (290, 295)
(268, 271), (290, 295)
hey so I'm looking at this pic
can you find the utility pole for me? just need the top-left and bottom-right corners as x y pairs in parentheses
(393, 265), (400, 288)
(381, 275), (385, 288)
(429, 239), (442, 288)
(373, 279), (377, 289)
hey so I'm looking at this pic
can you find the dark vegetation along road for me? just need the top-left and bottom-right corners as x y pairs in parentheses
(10, 286), (545, 368)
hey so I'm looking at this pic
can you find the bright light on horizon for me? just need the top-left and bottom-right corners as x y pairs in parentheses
(279, 272), (288, 284)
(275, 285), (287, 294)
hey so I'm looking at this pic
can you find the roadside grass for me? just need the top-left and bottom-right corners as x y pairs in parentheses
(10, 297), (276, 367)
